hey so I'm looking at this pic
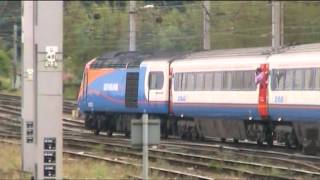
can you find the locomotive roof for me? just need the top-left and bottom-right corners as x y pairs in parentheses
(90, 51), (189, 68)
(90, 51), (148, 68)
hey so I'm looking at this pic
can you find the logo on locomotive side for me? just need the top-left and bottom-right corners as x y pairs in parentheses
(103, 83), (119, 91)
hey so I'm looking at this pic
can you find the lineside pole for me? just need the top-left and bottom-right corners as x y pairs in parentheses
(21, 1), (36, 174)
(203, 1), (210, 50)
(272, 1), (283, 52)
(12, 24), (18, 89)
(129, 1), (136, 51)
(142, 113), (148, 180)
(22, 1), (63, 179)
(34, 2), (63, 179)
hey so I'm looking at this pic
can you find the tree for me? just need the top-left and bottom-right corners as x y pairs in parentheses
(0, 49), (11, 77)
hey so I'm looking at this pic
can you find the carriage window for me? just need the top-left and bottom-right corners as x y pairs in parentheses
(272, 68), (320, 91)
(174, 70), (255, 91)
(181, 73), (188, 90)
(293, 69), (304, 90)
(149, 72), (164, 90)
(243, 71), (256, 90)
(222, 71), (232, 90)
(174, 73), (182, 91)
(314, 68), (320, 90)
(195, 73), (204, 90)
(284, 70), (294, 90)
(272, 69), (285, 90)
(186, 73), (195, 90)
(213, 72), (222, 90)
(232, 71), (244, 90)
(304, 69), (314, 90)
(204, 72), (214, 90)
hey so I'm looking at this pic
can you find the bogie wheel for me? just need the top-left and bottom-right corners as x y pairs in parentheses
(220, 138), (226, 142)
(94, 129), (100, 136)
(107, 130), (113, 137)
(285, 133), (298, 149)
(125, 131), (130, 137)
(267, 138), (273, 147)
(266, 133), (274, 147)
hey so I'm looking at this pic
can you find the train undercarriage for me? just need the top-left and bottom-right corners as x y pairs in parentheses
(83, 112), (319, 155)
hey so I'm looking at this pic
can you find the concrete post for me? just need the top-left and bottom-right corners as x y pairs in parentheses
(142, 113), (148, 180)
(129, 1), (136, 51)
(21, 1), (36, 174)
(22, 1), (63, 179)
(272, 1), (283, 52)
(203, 1), (211, 50)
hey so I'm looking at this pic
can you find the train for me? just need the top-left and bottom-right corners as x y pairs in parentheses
(77, 43), (320, 155)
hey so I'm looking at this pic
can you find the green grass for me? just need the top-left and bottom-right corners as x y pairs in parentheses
(209, 161), (223, 171)
(0, 142), (31, 179)
(63, 84), (79, 100)
(0, 141), (136, 179)
(91, 144), (105, 156)
(63, 155), (131, 179)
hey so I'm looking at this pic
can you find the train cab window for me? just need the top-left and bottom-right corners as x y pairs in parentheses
(149, 72), (164, 90)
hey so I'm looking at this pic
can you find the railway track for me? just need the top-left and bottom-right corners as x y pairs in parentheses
(1, 124), (320, 179)
(1, 117), (319, 179)
(0, 139), (211, 180)
(0, 92), (320, 179)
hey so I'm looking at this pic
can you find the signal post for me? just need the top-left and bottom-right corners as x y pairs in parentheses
(22, 1), (63, 179)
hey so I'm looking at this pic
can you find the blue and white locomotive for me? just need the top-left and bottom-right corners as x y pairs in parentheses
(78, 44), (320, 154)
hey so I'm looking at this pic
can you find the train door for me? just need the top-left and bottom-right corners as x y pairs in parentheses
(125, 71), (139, 108)
(257, 63), (269, 119)
(146, 61), (169, 113)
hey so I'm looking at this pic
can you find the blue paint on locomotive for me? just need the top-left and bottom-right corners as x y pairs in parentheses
(78, 66), (168, 114)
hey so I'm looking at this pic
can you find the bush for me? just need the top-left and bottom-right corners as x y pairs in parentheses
(0, 49), (11, 77)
